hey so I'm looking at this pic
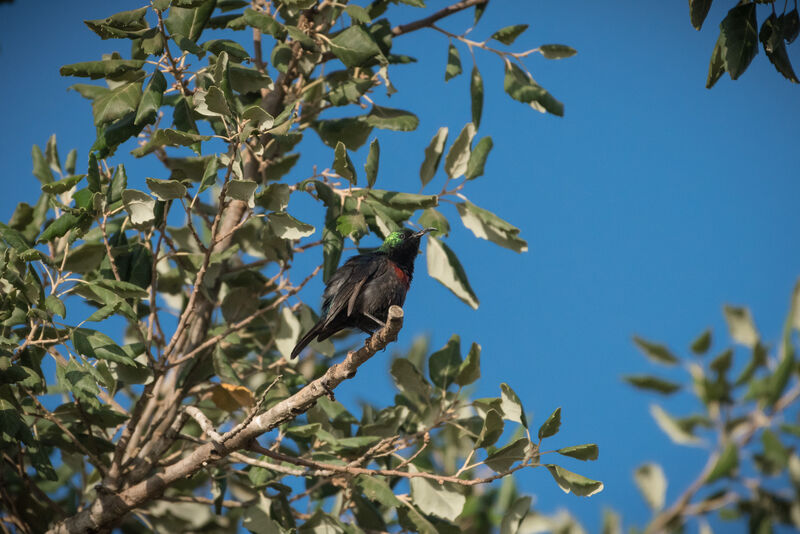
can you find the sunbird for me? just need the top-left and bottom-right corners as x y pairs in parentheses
(291, 228), (434, 359)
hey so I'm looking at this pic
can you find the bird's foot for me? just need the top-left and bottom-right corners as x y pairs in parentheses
(364, 312), (387, 330)
(320, 379), (336, 401)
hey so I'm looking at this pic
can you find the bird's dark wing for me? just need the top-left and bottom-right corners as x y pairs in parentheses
(320, 254), (384, 328)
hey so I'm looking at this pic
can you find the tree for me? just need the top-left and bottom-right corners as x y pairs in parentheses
(689, 0), (800, 87)
(619, 285), (800, 533)
(0, 1), (599, 532)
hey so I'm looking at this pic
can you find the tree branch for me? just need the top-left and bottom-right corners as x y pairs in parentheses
(391, 0), (488, 36)
(46, 306), (405, 534)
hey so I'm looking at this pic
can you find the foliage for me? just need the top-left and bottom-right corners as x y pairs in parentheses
(618, 281), (800, 533)
(689, 0), (800, 87)
(0, 1), (600, 532)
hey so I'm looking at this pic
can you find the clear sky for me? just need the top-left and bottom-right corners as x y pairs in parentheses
(1, 0), (799, 531)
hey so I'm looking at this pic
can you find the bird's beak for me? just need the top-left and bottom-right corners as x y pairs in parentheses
(414, 228), (436, 238)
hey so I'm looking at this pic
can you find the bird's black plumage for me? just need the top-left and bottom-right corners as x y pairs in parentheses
(291, 228), (432, 359)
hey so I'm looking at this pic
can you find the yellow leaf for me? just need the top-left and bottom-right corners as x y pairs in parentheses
(210, 383), (255, 412)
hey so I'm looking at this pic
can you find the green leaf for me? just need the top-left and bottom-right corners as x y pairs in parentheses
(475, 409), (504, 448)
(313, 117), (373, 150)
(650, 404), (702, 446)
(500, 496), (531, 534)
(723, 305), (758, 347)
(37, 212), (81, 243)
(781, 9), (800, 43)
(274, 307), (301, 360)
(60, 59), (145, 80)
(456, 201), (527, 252)
(146, 177), (187, 200)
(41, 175), (84, 195)
(500, 383), (527, 427)
(367, 189), (438, 210)
(322, 223), (343, 283)
(634, 463), (666, 510)
(558, 443), (599, 461)
(428, 334), (462, 389)
(134, 70), (167, 126)
(86, 152), (101, 193)
(539, 44), (577, 59)
(623, 375), (681, 394)
(538, 407), (561, 439)
(465, 136), (493, 180)
(86, 302), (121, 323)
(491, 24), (528, 45)
(255, 183), (290, 212)
(409, 465), (466, 521)
(71, 328), (134, 365)
(632, 336), (679, 365)
(470, 66), (483, 128)
(706, 32), (727, 89)
(333, 141), (357, 184)
(418, 208), (449, 238)
(221, 287), (260, 324)
(92, 82), (142, 126)
(426, 236), (479, 309)
(65, 149), (77, 175)
(444, 122), (475, 178)
(242, 8), (287, 39)
(691, 329), (712, 355)
(759, 14), (799, 83)
(364, 138), (379, 188)
(545, 464), (604, 497)
(419, 127), (448, 187)
(45, 295), (66, 318)
(330, 25), (383, 67)
(346, 4), (371, 23)
(390, 358), (432, 400)
(202, 39), (249, 62)
(122, 189), (156, 226)
(767, 350), (794, 405)
(193, 86), (232, 118)
(486, 438), (529, 472)
(94, 279), (149, 299)
(445, 43), (462, 81)
(706, 443), (738, 483)
(241, 105), (274, 133)
(229, 63), (273, 94)
(31, 145), (54, 184)
(761, 429), (789, 470)
(689, 0), (713, 30)
(45, 134), (61, 174)
(710, 348), (733, 375)
(719, 3), (758, 80)
(456, 342), (480, 386)
(268, 212), (315, 240)
(165, 0), (216, 42)
(336, 213), (367, 240)
(227, 179), (258, 207)
(242, 495), (284, 534)
(364, 105), (419, 131)
(131, 128), (211, 157)
(357, 475), (401, 507)
(199, 156), (218, 194)
(503, 63), (564, 116)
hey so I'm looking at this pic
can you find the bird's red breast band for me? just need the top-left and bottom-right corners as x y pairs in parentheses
(391, 262), (410, 289)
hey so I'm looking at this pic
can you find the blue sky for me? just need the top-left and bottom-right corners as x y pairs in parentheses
(1, 0), (799, 530)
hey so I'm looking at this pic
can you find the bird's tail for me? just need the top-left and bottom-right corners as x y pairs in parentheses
(290, 322), (324, 359)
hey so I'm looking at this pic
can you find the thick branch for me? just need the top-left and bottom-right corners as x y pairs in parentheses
(46, 307), (404, 534)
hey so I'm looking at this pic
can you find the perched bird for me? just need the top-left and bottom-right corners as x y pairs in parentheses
(291, 228), (433, 359)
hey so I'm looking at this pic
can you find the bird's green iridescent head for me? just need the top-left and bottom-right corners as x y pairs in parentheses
(378, 228), (434, 252)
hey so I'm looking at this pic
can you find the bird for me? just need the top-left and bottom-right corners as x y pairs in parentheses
(290, 227), (434, 359)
